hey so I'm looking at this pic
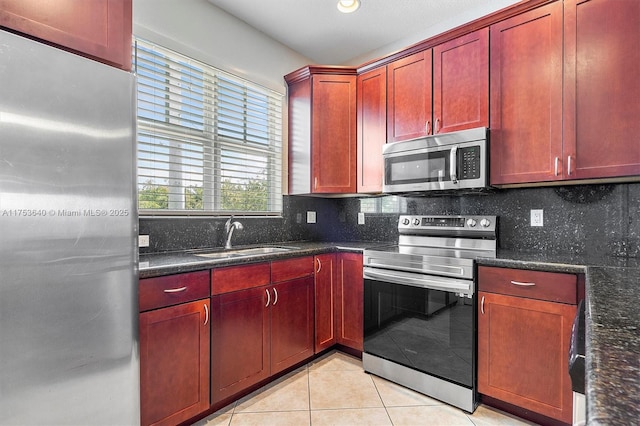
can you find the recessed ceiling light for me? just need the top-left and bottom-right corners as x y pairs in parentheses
(337, 0), (360, 13)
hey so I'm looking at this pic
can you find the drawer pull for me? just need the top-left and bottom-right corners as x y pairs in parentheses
(510, 280), (536, 287)
(163, 286), (187, 293)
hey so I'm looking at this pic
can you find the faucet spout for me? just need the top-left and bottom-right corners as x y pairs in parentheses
(224, 216), (243, 249)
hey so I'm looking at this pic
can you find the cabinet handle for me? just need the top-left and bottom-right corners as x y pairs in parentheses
(163, 286), (187, 293)
(567, 155), (573, 176)
(481, 296), (485, 315)
(272, 288), (278, 306)
(316, 257), (322, 274)
(435, 118), (441, 134)
(510, 280), (536, 287)
(265, 288), (271, 307)
(314, 177), (318, 190)
(203, 303), (209, 326)
(554, 157), (559, 176)
(426, 120), (431, 135)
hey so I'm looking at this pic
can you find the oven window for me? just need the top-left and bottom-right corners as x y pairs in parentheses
(364, 279), (474, 388)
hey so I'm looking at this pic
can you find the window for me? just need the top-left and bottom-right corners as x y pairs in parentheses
(360, 196), (407, 214)
(133, 38), (283, 215)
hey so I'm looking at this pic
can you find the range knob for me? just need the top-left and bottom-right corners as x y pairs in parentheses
(480, 218), (491, 228)
(402, 217), (410, 226)
(413, 218), (421, 226)
(466, 218), (477, 228)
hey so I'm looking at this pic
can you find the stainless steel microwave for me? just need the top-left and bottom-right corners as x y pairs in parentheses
(383, 127), (489, 193)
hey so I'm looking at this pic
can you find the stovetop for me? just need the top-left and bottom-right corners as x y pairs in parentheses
(363, 215), (498, 280)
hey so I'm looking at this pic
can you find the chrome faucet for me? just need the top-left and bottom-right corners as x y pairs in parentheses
(224, 216), (243, 249)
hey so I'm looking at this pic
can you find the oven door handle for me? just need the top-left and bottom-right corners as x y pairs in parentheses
(363, 268), (472, 295)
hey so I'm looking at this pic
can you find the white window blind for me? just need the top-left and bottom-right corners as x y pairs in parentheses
(133, 38), (283, 215)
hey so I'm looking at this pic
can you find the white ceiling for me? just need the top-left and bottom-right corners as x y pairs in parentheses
(207, 0), (521, 65)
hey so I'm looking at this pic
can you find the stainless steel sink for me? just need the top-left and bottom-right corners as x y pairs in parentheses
(193, 246), (296, 259)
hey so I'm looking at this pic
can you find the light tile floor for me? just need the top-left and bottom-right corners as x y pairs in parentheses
(193, 350), (537, 426)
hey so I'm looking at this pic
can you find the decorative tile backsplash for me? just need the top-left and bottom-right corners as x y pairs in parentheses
(139, 182), (639, 258)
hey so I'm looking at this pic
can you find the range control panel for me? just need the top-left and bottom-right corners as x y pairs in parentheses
(398, 215), (497, 236)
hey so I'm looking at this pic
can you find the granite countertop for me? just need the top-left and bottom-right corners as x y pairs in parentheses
(138, 241), (389, 279)
(139, 243), (640, 425)
(476, 252), (640, 425)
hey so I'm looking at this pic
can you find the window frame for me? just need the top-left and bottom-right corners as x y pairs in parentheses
(133, 38), (284, 217)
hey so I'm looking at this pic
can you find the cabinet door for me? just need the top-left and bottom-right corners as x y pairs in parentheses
(314, 254), (338, 352)
(563, 0), (640, 180)
(478, 291), (575, 424)
(490, 2), (563, 185)
(287, 77), (312, 194)
(387, 50), (433, 142)
(311, 74), (357, 193)
(336, 253), (364, 351)
(357, 66), (387, 193)
(211, 287), (269, 404)
(433, 28), (488, 134)
(270, 276), (315, 374)
(0, 0), (132, 70)
(140, 299), (210, 426)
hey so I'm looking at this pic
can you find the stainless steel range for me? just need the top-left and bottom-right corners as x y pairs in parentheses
(363, 215), (497, 413)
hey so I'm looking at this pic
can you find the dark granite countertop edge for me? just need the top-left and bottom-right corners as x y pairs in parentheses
(138, 241), (389, 279)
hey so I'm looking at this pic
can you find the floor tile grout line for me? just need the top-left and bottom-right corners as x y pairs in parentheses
(195, 352), (535, 426)
(370, 370), (396, 425)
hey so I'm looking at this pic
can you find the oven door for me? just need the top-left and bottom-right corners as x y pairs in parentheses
(363, 267), (476, 389)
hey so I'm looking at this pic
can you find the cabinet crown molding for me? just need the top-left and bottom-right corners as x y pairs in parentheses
(285, 65), (357, 84)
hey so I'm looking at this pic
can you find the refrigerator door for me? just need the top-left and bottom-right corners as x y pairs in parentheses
(0, 31), (139, 424)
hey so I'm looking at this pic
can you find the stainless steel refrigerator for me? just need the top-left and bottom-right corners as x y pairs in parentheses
(0, 30), (139, 424)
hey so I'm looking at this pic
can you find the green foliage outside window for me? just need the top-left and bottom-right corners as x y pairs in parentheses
(138, 179), (268, 212)
(138, 182), (168, 209)
(221, 179), (268, 211)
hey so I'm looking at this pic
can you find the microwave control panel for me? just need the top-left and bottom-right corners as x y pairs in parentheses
(459, 146), (480, 180)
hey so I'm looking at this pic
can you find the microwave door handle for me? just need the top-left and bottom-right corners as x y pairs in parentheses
(450, 145), (458, 184)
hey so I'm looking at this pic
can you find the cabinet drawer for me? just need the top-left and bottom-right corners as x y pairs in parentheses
(478, 266), (577, 304)
(271, 256), (314, 283)
(139, 270), (210, 312)
(211, 262), (271, 295)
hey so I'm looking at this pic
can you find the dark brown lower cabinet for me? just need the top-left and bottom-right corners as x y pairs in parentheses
(314, 252), (364, 353)
(314, 253), (338, 352)
(270, 277), (315, 374)
(211, 265), (314, 405)
(478, 266), (577, 424)
(210, 286), (270, 404)
(336, 253), (364, 351)
(139, 299), (210, 426)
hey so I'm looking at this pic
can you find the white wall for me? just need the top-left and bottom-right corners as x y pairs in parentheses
(348, 0), (520, 65)
(133, 0), (314, 194)
(133, 0), (312, 94)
